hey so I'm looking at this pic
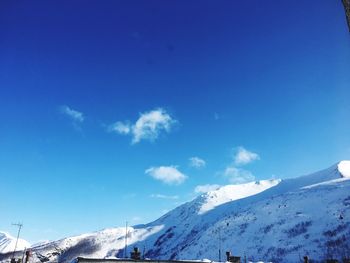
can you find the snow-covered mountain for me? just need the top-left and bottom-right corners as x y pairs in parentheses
(1, 161), (350, 263)
(0, 232), (30, 254)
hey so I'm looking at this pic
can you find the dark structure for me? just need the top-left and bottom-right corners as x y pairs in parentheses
(76, 258), (208, 263)
(24, 250), (31, 263)
(130, 247), (141, 260)
(225, 251), (240, 263)
(343, 0), (350, 31)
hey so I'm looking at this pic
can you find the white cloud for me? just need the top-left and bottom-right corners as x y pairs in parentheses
(132, 108), (175, 143)
(60, 105), (84, 122)
(189, 157), (206, 168)
(109, 121), (131, 134)
(145, 166), (187, 185)
(150, 194), (179, 200)
(110, 108), (176, 144)
(194, 184), (221, 194)
(223, 166), (255, 184)
(234, 146), (260, 165)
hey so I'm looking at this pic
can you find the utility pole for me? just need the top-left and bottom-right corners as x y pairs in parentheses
(142, 244), (145, 260)
(124, 221), (128, 258)
(11, 223), (23, 260)
(218, 227), (221, 262)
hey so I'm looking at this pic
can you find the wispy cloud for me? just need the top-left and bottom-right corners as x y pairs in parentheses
(122, 193), (137, 199)
(194, 184), (220, 194)
(189, 157), (206, 168)
(60, 105), (84, 122)
(109, 108), (176, 144)
(234, 146), (260, 165)
(223, 165), (255, 184)
(214, 112), (220, 120)
(110, 121), (131, 134)
(131, 216), (142, 222)
(145, 166), (187, 185)
(217, 146), (260, 184)
(150, 194), (179, 200)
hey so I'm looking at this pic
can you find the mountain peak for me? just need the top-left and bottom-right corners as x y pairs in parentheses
(338, 160), (350, 178)
(0, 231), (31, 254)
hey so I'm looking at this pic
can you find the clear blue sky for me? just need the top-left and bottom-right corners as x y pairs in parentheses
(1, 0), (350, 243)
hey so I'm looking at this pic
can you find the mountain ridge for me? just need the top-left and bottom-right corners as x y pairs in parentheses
(1, 160), (350, 263)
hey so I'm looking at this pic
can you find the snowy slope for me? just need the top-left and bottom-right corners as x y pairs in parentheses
(175, 176), (350, 262)
(16, 226), (164, 263)
(1, 161), (350, 263)
(2, 179), (278, 262)
(338, 160), (350, 178)
(138, 161), (350, 262)
(0, 232), (30, 254)
(197, 179), (281, 214)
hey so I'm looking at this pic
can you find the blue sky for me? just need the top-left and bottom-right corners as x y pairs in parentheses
(1, 0), (350, 243)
